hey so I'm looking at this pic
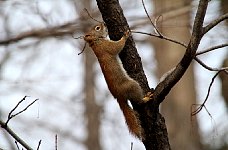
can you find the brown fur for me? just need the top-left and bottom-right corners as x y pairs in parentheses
(84, 23), (145, 139)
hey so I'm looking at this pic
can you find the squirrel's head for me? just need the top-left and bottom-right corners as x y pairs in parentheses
(84, 23), (108, 42)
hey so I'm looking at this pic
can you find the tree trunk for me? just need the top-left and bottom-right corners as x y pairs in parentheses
(95, 0), (171, 149)
(151, 0), (204, 150)
(94, 0), (210, 149)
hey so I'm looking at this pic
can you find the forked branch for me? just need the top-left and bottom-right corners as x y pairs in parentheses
(134, 0), (227, 115)
(203, 13), (228, 35)
(0, 96), (39, 150)
(0, 120), (33, 150)
(191, 71), (221, 116)
(153, 0), (209, 104)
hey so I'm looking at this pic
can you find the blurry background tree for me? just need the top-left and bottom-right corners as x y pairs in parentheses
(219, 0), (228, 110)
(0, 0), (227, 150)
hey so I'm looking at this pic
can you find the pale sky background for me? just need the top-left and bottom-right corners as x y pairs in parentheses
(0, 0), (227, 150)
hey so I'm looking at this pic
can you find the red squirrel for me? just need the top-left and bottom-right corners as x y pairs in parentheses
(84, 23), (151, 140)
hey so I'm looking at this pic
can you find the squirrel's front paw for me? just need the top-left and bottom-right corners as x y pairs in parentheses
(143, 92), (153, 102)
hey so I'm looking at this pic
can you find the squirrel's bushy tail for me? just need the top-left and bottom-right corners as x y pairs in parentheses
(117, 98), (143, 140)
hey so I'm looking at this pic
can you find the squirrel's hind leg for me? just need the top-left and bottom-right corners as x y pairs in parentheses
(122, 80), (145, 104)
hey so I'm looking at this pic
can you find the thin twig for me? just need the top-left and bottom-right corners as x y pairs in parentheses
(196, 43), (228, 55)
(6, 98), (39, 125)
(11, 99), (39, 118)
(203, 13), (228, 35)
(0, 120), (33, 150)
(6, 96), (29, 125)
(55, 134), (58, 150)
(131, 142), (133, 150)
(0, 20), (79, 45)
(191, 71), (221, 116)
(131, 31), (187, 48)
(133, 30), (228, 73)
(15, 141), (20, 150)
(141, 0), (162, 36)
(84, 8), (103, 23)
(194, 57), (228, 73)
(78, 42), (87, 55)
(154, 15), (162, 28)
(0, 96), (39, 150)
(204, 105), (212, 118)
(37, 140), (42, 150)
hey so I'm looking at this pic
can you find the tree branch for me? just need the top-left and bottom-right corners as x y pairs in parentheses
(37, 140), (42, 150)
(141, 0), (161, 36)
(194, 57), (228, 73)
(5, 96), (39, 126)
(132, 31), (188, 48)
(191, 71), (221, 116)
(196, 43), (228, 55)
(203, 13), (228, 35)
(0, 119), (33, 150)
(0, 20), (79, 45)
(95, 0), (170, 149)
(153, 0), (209, 105)
(0, 96), (38, 150)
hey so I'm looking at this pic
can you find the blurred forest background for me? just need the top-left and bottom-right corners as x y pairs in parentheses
(0, 0), (227, 150)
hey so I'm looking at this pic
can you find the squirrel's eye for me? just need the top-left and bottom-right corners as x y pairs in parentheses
(95, 26), (101, 31)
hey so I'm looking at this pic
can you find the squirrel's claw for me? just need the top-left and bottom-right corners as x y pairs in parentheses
(124, 30), (130, 38)
(143, 92), (153, 102)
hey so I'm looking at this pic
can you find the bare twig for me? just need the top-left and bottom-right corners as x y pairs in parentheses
(0, 96), (39, 150)
(84, 8), (103, 23)
(11, 99), (38, 118)
(203, 13), (228, 35)
(5, 97), (39, 125)
(152, 0), (209, 105)
(196, 43), (228, 55)
(194, 57), (228, 73)
(15, 141), (20, 150)
(78, 42), (87, 55)
(133, 26), (228, 75)
(129, 4), (192, 30)
(0, 20), (79, 45)
(37, 140), (42, 150)
(191, 104), (212, 118)
(154, 15), (162, 28)
(0, 120), (33, 150)
(55, 134), (58, 150)
(191, 71), (221, 116)
(131, 31), (188, 48)
(130, 142), (133, 150)
(141, 0), (162, 36)
(6, 96), (28, 125)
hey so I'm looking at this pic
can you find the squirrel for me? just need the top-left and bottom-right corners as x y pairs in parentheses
(84, 23), (151, 140)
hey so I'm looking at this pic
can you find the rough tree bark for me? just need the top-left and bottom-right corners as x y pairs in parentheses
(95, 0), (169, 149)
(95, 0), (210, 149)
